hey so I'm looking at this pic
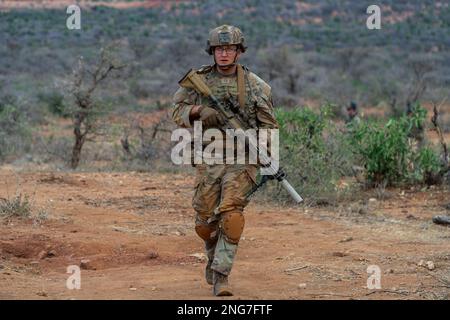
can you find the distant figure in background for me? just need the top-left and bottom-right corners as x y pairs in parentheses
(405, 101), (413, 115)
(346, 101), (361, 124)
(345, 101), (361, 127)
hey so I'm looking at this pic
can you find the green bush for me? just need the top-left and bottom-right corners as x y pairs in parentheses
(350, 104), (441, 186)
(276, 106), (330, 152)
(350, 117), (411, 185)
(262, 103), (443, 206)
(38, 91), (68, 118)
(413, 147), (442, 184)
(263, 105), (353, 205)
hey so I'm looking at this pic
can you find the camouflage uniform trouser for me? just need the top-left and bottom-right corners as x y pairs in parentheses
(192, 163), (257, 275)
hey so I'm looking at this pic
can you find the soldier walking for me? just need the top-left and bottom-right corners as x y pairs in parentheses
(171, 25), (279, 296)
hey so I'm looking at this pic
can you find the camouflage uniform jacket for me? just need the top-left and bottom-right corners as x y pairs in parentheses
(171, 64), (279, 133)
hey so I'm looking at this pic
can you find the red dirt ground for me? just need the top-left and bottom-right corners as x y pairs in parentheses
(1, 167), (449, 300)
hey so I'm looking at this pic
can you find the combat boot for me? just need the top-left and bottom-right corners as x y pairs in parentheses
(205, 259), (213, 285)
(213, 271), (233, 296)
(205, 240), (217, 285)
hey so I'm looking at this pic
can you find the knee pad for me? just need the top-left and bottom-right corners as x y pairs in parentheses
(195, 219), (218, 242)
(220, 211), (245, 244)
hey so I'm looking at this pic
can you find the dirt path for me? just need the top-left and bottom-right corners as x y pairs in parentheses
(0, 167), (449, 300)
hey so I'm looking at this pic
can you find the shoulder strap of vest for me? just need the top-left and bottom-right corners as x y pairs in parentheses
(237, 64), (246, 109)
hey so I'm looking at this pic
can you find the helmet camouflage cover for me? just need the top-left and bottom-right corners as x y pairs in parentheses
(205, 24), (247, 55)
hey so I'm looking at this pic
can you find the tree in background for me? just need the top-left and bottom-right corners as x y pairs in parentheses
(66, 43), (126, 169)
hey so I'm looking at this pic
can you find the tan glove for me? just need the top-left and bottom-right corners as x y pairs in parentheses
(199, 106), (224, 128)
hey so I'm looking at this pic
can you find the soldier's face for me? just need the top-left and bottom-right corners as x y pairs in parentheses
(214, 45), (240, 66)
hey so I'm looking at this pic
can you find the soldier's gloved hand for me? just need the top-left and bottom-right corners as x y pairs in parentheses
(199, 106), (224, 127)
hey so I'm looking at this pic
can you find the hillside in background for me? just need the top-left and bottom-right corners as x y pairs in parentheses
(1, 0), (449, 112)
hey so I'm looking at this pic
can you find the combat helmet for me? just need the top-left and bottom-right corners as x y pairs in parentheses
(205, 25), (247, 55)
